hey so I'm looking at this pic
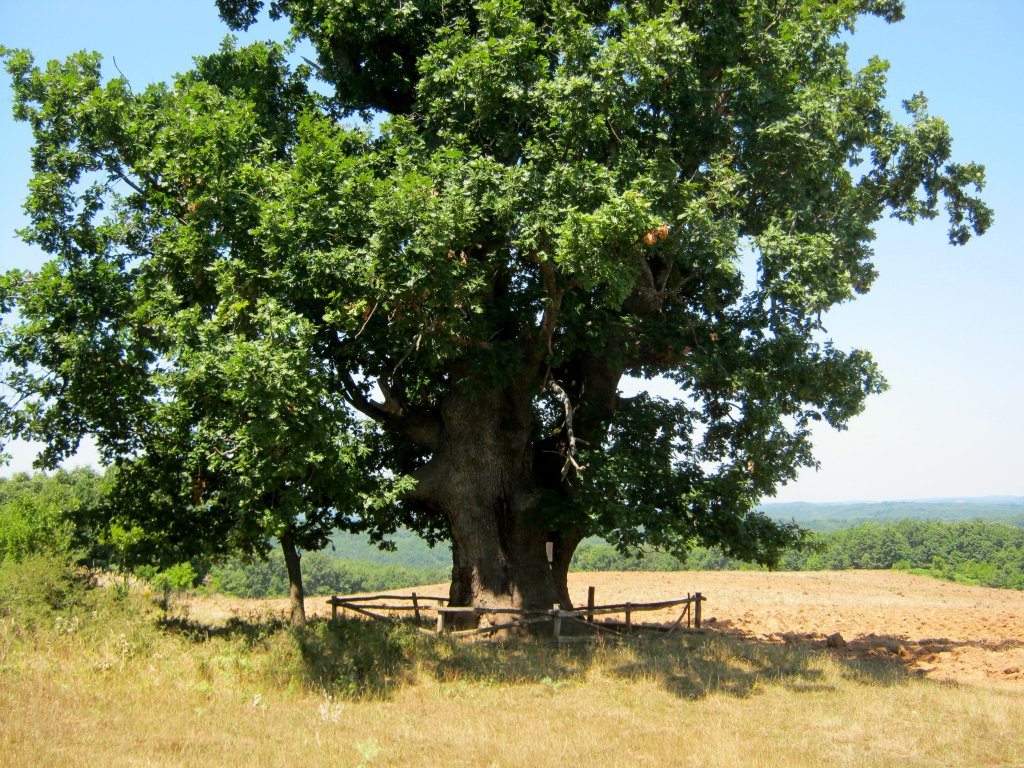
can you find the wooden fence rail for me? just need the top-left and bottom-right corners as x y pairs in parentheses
(326, 589), (706, 643)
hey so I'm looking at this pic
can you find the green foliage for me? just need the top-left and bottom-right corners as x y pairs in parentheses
(132, 561), (200, 613)
(0, 467), (201, 573)
(208, 550), (447, 599)
(0, 468), (109, 564)
(149, 562), (200, 592)
(0, 2), (992, 594)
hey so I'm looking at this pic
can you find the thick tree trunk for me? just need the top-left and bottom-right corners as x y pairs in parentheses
(548, 530), (583, 609)
(280, 530), (306, 628)
(447, 507), (564, 614)
(413, 385), (578, 630)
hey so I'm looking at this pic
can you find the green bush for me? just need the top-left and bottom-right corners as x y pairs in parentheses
(0, 553), (89, 627)
(0, 488), (76, 563)
(149, 562), (199, 592)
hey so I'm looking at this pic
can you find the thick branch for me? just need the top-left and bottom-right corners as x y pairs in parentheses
(340, 372), (441, 450)
(623, 252), (674, 316)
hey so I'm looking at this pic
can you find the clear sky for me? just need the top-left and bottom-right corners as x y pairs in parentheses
(1, 1), (1021, 503)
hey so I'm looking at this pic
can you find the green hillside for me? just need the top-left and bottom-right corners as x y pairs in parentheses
(325, 528), (452, 570)
(760, 500), (1024, 531)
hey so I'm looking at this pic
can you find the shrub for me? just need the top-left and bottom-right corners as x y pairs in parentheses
(149, 562), (199, 593)
(0, 553), (89, 627)
(0, 469), (111, 565)
(0, 491), (76, 563)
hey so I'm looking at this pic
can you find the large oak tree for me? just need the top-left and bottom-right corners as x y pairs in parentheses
(0, 0), (990, 627)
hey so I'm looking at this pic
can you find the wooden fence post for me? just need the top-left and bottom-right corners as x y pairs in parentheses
(331, 597), (337, 621)
(694, 592), (702, 629)
(412, 592), (421, 623)
(587, 586), (595, 623)
(436, 609), (445, 635)
(552, 603), (562, 642)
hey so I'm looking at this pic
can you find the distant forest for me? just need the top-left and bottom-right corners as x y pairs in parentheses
(571, 519), (1024, 591)
(2, 469), (1023, 598)
(762, 499), (1024, 531)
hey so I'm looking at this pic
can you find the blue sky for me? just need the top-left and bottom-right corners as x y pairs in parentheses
(1, 1), (1021, 503)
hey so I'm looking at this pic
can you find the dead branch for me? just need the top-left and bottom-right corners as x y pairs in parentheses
(548, 377), (583, 480)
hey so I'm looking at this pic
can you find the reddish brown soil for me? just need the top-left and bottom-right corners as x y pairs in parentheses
(193, 570), (1024, 689)
(565, 570), (1024, 689)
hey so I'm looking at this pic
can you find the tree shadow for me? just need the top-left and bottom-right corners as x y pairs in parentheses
(286, 616), (941, 700)
(600, 629), (923, 699)
(837, 632), (1021, 680)
(291, 616), (425, 697)
(150, 611), (969, 700)
(429, 627), (924, 700)
(156, 613), (288, 646)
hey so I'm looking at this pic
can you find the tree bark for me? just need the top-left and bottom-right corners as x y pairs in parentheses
(548, 529), (584, 609)
(280, 530), (306, 629)
(411, 384), (577, 631)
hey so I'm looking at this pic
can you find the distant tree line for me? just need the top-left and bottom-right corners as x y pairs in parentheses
(3, 470), (1023, 596)
(761, 501), (1024, 531)
(206, 552), (448, 599)
(571, 520), (1024, 590)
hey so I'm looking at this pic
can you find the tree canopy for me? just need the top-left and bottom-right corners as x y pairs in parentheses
(0, 0), (990, 625)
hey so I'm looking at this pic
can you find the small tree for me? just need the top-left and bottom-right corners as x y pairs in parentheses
(1, 1), (990, 626)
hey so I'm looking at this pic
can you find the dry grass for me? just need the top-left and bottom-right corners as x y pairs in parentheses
(2, 585), (1023, 768)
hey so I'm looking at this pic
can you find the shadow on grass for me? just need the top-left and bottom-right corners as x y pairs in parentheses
(273, 616), (932, 700)
(149, 609), (942, 701)
(156, 613), (288, 646)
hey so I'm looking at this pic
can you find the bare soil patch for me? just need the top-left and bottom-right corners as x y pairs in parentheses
(564, 570), (1024, 689)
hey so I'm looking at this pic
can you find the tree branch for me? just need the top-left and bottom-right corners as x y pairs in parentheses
(339, 372), (441, 450)
(548, 377), (583, 481)
(522, 258), (564, 379)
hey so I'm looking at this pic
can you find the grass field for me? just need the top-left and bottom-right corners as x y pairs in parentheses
(2, 571), (1023, 767)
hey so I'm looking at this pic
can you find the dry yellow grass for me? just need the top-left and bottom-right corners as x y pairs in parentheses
(2, 584), (1023, 768)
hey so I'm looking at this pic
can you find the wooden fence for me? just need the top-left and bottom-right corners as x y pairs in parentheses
(326, 589), (706, 643)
